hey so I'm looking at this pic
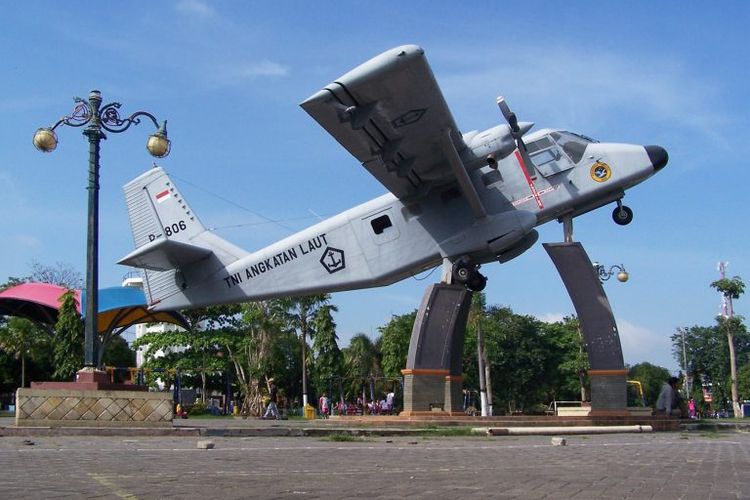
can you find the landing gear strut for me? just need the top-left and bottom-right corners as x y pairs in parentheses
(451, 257), (487, 292)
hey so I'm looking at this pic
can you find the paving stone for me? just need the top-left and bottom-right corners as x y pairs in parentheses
(0, 432), (748, 498)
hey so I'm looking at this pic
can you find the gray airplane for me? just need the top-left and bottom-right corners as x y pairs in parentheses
(119, 45), (668, 310)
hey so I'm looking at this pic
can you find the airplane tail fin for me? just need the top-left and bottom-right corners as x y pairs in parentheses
(118, 166), (247, 307)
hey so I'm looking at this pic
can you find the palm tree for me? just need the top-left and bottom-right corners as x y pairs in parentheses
(343, 333), (381, 401)
(279, 294), (330, 407)
(711, 273), (745, 418)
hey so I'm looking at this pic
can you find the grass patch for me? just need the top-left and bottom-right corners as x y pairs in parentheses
(698, 430), (721, 439)
(321, 432), (370, 442)
(417, 426), (476, 437)
(185, 413), (235, 419)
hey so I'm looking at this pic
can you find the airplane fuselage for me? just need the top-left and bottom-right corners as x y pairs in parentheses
(149, 126), (665, 310)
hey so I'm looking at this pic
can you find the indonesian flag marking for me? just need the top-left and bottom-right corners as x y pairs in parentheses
(514, 150), (544, 209)
(155, 189), (171, 203)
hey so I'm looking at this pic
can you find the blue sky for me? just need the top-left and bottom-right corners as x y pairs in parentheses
(2, 1), (748, 372)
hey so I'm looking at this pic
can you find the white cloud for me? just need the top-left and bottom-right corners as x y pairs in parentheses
(234, 61), (290, 78)
(617, 318), (676, 371)
(175, 0), (216, 18)
(12, 234), (40, 249)
(436, 45), (728, 148)
(208, 61), (290, 87)
(535, 312), (566, 324)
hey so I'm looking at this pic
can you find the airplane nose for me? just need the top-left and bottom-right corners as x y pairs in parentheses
(645, 145), (668, 172)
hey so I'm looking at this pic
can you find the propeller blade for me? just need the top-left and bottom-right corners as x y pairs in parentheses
(496, 96), (519, 135)
(497, 96), (534, 168)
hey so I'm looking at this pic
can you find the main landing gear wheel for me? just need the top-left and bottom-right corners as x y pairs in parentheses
(452, 259), (487, 292)
(612, 205), (633, 226)
(467, 273), (487, 292)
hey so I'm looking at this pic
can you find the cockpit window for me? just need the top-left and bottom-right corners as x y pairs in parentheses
(527, 135), (572, 177)
(526, 136), (555, 154)
(551, 131), (596, 164)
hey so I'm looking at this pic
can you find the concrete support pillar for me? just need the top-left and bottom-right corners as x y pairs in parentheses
(588, 369), (629, 415)
(544, 242), (628, 415)
(400, 284), (472, 416)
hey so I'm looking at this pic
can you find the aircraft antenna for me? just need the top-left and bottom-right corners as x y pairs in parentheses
(169, 171), (295, 232)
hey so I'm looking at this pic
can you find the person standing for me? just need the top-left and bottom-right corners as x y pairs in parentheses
(262, 378), (280, 420)
(386, 389), (395, 414)
(318, 393), (330, 418)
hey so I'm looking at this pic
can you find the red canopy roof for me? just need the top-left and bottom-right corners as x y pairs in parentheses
(0, 283), (80, 326)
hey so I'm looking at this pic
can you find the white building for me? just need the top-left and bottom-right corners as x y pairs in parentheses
(121, 274), (184, 368)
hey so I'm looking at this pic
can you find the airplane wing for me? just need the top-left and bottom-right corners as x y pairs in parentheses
(301, 45), (473, 203)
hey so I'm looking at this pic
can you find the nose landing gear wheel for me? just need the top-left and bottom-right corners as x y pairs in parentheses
(612, 205), (633, 226)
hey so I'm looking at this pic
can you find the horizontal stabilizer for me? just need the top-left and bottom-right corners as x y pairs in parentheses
(118, 238), (212, 271)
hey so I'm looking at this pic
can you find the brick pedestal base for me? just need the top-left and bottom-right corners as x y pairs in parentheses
(400, 370), (465, 416)
(589, 370), (629, 416)
(15, 388), (173, 427)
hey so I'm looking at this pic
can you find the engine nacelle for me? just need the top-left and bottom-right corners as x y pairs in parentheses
(462, 122), (534, 168)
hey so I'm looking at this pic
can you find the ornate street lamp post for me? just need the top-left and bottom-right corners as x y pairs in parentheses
(34, 90), (170, 373)
(592, 262), (629, 283)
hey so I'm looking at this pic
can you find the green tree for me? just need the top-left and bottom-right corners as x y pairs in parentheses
(378, 311), (415, 378)
(343, 333), (381, 401)
(737, 363), (750, 403)
(539, 317), (589, 402)
(711, 275), (745, 418)
(311, 304), (343, 399)
(101, 336), (136, 367)
(100, 336), (137, 383)
(52, 290), (84, 380)
(182, 305), (240, 402)
(0, 317), (49, 387)
(672, 323), (749, 414)
(216, 301), (288, 416)
(628, 362), (671, 408)
(133, 304), (239, 403)
(481, 306), (552, 413)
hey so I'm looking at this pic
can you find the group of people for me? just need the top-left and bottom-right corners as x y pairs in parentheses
(367, 391), (396, 415)
(318, 391), (396, 417)
(258, 375), (709, 421)
(262, 383), (400, 419)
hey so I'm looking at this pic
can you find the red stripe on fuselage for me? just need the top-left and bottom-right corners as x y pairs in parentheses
(514, 150), (544, 209)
